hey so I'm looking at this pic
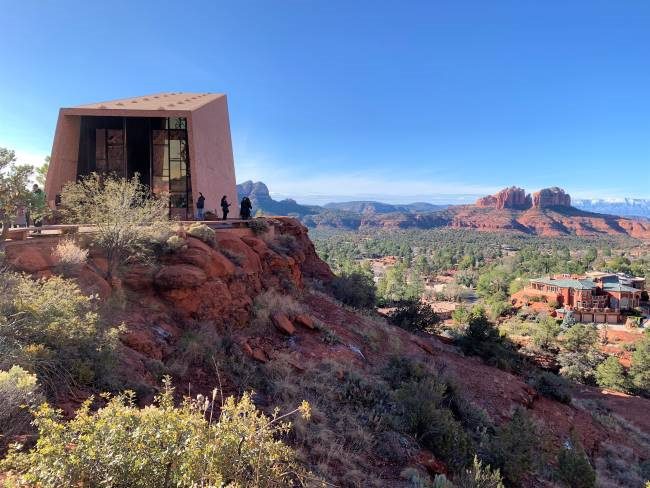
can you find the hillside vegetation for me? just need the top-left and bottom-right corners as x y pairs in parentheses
(1, 175), (649, 487)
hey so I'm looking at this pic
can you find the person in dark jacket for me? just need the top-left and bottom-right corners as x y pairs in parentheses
(196, 193), (205, 220)
(240, 196), (253, 220)
(220, 195), (231, 220)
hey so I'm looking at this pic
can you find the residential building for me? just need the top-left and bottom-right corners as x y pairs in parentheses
(512, 273), (644, 324)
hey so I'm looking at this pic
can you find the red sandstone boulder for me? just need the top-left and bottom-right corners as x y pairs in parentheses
(122, 264), (155, 291)
(252, 348), (268, 363)
(7, 246), (52, 273)
(272, 312), (296, 335)
(214, 235), (262, 274)
(240, 236), (269, 255)
(161, 278), (232, 321)
(175, 245), (236, 279)
(121, 329), (164, 361)
(294, 313), (316, 330)
(154, 264), (207, 289)
(267, 218), (334, 282)
(75, 266), (112, 299)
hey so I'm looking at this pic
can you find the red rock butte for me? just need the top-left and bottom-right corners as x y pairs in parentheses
(45, 92), (237, 219)
(475, 186), (571, 210)
(475, 186), (531, 209)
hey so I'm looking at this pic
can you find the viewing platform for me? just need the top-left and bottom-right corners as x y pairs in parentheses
(1, 219), (264, 244)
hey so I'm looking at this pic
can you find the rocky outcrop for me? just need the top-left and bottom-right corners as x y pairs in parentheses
(532, 187), (571, 208)
(3, 217), (334, 329)
(237, 180), (317, 217)
(475, 186), (531, 209)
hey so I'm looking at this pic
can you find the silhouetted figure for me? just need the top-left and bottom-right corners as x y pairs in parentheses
(196, 192), (205, 220)
(240, 196), (253, 220)
(220, 195), (231, 220)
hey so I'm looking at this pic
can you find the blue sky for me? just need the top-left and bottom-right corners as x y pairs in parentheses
(1, 1), (649, 204)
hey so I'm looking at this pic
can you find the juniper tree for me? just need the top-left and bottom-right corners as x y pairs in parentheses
(0, 147), (33, 240)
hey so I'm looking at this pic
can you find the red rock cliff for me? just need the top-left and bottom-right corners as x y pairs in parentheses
(475, 186), (532, 209)
(532, 187), (571, 208)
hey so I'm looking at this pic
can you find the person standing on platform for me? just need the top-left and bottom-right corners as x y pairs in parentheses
(240, 196), (253, 220)
(220, 195), (231, 220)
(196, 192), (205, 220)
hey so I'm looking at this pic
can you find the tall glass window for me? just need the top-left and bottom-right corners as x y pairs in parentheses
(152, 117), (192, 219)
(78, 115), (192, 219)
(95, 129), (125, 174)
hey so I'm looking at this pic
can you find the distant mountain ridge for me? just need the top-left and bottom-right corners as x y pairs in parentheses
(323, 201), (446, 214)
(236, 181), (650, 238)
(574, 198), (650, 218)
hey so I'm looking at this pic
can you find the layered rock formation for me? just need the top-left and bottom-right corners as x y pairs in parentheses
(233, 182), (649, 239)
(532, 187), (571, 208)
(475, 186), (572, 210)
(4, 218), (334, 330)
(475, 186), (531, 209)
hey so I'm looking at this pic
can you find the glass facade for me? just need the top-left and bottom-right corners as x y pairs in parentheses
(151, 117), (192, 219)
(77, 116), (192, 219)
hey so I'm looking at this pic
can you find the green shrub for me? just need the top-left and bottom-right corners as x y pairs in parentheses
(487, 407), (540, 484)
(485, 298), (510, 321)
(0, 365), (43, 450)
(267, 234), (298, 255)
(388, 300), (440, 333)
(0, 272), (121, 392)
(531, 316), (561, 350)
(248, 218), (270, 236)
(457, 310), (523, 373)
(595, 442), (648, 487)
(320, 325), (343, 345)
(557, 434), (596, 488)
(382, 356), (426, 389)
(186, 222), (216, 245)
(400, 467), (439, 487)
(561, 324), (599, 353)
(332, 270), (377, 309)
(444, 382), (493, 435)
(165, 234), (187, 252)
(455, 456), (505, 488)
(395, 378), (474, 472)
(1, 380), (311, 487)
(630, 333), (650, 394)
(452, 305), (471, 325)
(529, 372), (572, 404)
(596, 356), (629, 392)
(558, 350), (604, 385)
(251, 290), (305, 331)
